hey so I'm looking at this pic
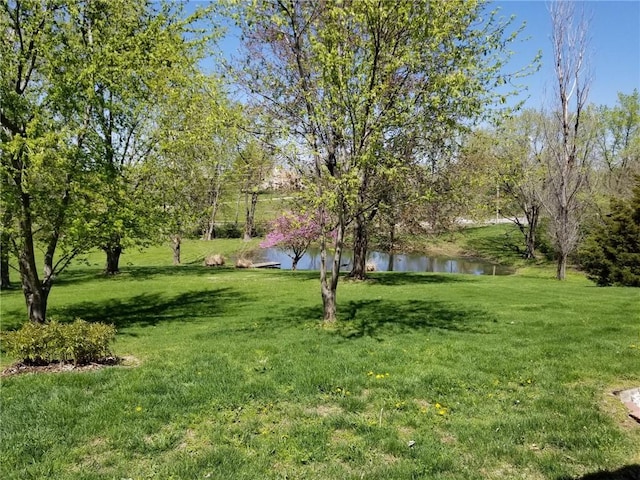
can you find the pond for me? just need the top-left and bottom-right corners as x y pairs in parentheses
(256, 247), (513, 275)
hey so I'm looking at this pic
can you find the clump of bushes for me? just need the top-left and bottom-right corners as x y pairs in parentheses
(2, 319), (116, 365)
(580, 180), (640, 287)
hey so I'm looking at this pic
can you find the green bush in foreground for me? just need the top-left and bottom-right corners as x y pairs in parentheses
(1, 319), (116, 365)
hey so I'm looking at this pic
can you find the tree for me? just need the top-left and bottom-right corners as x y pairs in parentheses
(235, 136), (273, 242)
(0, 0), (214, 322)
(593, 90), (640, 198)
(1, 1), (102, 323)
(234, 0), (523, 321)
(494, 110), (547, 259)
(79, 2), (214, 274)
(580, 178), (640, 286)
(260, 211), (323, 270)
(542, 1), (594, 280)
(155, 76), (238, 257)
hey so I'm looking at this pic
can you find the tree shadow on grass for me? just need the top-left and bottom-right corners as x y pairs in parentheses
(49, 287), (247, 331)
(51, 265), (230, 288)
(363, 272), (473, 286)
(557, 465), (640, 480)
(280, 298), (496, 340)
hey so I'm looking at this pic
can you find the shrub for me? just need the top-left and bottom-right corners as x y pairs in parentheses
(218, 223), (243, 239)
(580, 180), (640, 286)
(2, 319), (116, 365)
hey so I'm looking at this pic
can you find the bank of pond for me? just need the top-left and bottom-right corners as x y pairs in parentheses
(257, 247), (513, 275)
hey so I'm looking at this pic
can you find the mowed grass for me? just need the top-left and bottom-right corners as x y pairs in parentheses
(1, 240), (639, 480)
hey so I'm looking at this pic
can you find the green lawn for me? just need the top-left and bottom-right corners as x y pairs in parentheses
(1, 240), (639, 479)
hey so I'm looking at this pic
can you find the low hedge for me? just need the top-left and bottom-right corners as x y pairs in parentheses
(2, 319), (116, 365)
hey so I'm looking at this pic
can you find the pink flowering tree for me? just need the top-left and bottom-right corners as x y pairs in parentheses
(260, 211), (323, 270)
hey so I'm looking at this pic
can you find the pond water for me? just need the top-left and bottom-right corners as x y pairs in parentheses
(256, 247), (513, 275)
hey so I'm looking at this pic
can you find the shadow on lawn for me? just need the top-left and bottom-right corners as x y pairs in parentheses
(284, 298), (495, 340)
(557, 465), (640, 480)
(363, 272), (472, 286)
(50, 287), (246, 330)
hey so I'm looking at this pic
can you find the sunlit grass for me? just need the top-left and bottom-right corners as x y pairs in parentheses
(1, 240), (639, 479)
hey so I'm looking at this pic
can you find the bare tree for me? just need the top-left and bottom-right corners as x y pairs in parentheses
(543, 1), (594, 280)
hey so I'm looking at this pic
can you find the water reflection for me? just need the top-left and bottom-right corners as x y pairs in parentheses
(256, 247), (512, 275)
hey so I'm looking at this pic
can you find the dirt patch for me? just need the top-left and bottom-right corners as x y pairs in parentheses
(1, 356), (132, 377)
(305, 404), (343, 418)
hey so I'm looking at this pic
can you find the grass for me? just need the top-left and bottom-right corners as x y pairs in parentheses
(1, 239), (639, 479)
(213, 191), (293, 231)
(394, 223), (534, 266)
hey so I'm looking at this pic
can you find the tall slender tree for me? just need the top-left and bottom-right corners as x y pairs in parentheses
(543, 1), (594, 280)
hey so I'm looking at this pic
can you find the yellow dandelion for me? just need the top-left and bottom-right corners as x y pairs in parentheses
(367, 371), (374, 376)
(438, 408), (447, 416)
(135, 406), (143, 412)
(435, 403), (441, 409)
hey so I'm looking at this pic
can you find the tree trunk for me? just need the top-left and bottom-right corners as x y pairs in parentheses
(103, 244), (122, 274)
(349, 213), (369, 280)
(204, 182), (222, 241)
(556, 251), (567, 280)
(25, 284), (50, 324)
(171, 235), (181, 265)
(320, 218), (343, 323)
(244, 190), (258, 241)
(0, 228), (10, 289)
(321, 278), (337, 322)
(524, 205), (539, 260)
(16, 193), (49, 323)
(388, 221), (396, 252)
(387, 253), (394, 272)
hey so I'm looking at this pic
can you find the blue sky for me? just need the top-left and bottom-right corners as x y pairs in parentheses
(495, 0), (640, 109)
(197, 0), (640, 108)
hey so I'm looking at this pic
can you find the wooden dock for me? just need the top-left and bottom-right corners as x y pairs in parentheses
(251, 262), (281, 269)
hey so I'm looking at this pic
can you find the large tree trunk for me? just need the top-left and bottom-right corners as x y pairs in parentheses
(24, 284), (50, 324)
(556, 251), (568, 280)
(16, 193), (50, 323)
(244, 190), (258, 241)
(349, 213), (369, 280)
(103, 242), (122, 275)
(171, 234), (181, 265)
